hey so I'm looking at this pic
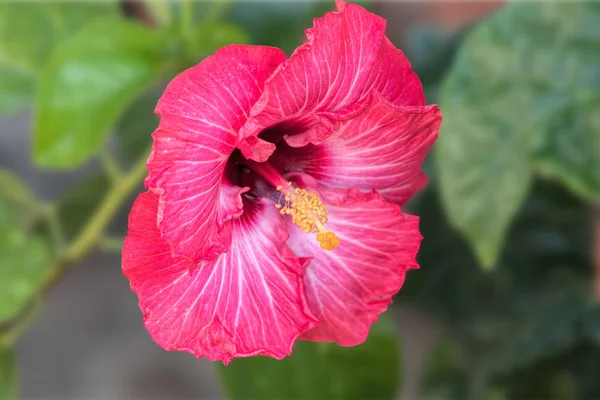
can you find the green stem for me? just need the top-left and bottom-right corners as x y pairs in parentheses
(593, 205), (600, 301)
(42, 148), (149, 289)
(205, 0), (232, 22)
(65, 150), (147, 263)
(154, 0), (172, 27)
(98, 147), (123, 183)
(180, 0), (194, 40)
(0, 300), (41, 346)
(45, 205), (66, 254)
(99, 235), (126, 253)
(0, 149), (149, 344)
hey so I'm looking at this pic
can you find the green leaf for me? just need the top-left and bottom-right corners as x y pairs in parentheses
(535, 98), (600, 201)
(437, 2), (600, 266)
(115, 86), (162, 163)
(143, 0), (173, 28)
(219, 314), (400, 400)
(0, 1), (117, 114)
(0, 346), (17, 400)
(485, 277), (591, 375)
(437, 2), (600, 267)
(401, 180), (592, 378)
(0, 170), (35, 209)
(0, 169), (39, 228)
(55, 174), (111, 241)
(188, 22), (249, 61)
(34, 17), (167, 168)
(583, 307), (600, 346)
(420, 338), (468, 400)
(115, 21), (249, 163)
(227, 1), (336, 54)
(405, 26), (469, 104)
(435, 119), (533, 268)
(0, 200), (51, 324)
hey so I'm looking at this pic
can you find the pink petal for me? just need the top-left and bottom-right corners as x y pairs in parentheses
(285, 187), (421, 345)
(239, 1), (425, 151)
(274, 93), (442, 205)
(123, 192), (317, 364)
(372, 36), (426, 107)
(145, 45), (286, 263)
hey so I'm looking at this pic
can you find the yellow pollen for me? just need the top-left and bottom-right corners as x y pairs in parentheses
(276, 182), (340, 251)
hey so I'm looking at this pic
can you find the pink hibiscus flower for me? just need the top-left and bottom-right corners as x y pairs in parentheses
(122, 0), (442, 364)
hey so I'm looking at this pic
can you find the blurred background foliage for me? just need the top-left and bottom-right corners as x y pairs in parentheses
(0, 0), (599, 399)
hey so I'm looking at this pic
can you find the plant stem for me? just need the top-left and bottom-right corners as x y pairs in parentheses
(205, 0), (232, 22)
(0, 141), (148, 345)
(42, 148), (149, 290)
(99, 147), (123, 184)
(180, 0), (194, 41)
(45, 205), (66, 254)
(99, 235), (126, 253)
(154, 0), (172, 27)
(593, 205), (600, 302)
(0, 300), (41, 346)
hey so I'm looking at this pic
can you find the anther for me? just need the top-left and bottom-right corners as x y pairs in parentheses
(276, 182), (340, 251)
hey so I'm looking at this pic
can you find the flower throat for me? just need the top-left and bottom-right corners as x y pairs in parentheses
(242, 160), (340, 251)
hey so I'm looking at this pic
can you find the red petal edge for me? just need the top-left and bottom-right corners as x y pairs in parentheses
(145, 45), (286, 264)
(285, 185), (421, 345)
(239, 0), (425, 153)
(123, 192), (317, 365)
(273, 92), (442, 205)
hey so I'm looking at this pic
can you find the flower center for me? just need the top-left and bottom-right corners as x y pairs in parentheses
(240, 159), (340, 251)
(276, 183), (340, 250)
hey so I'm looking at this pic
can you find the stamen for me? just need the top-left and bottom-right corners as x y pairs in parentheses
(238, 159), (339, 251)
(276, 182), (340, 251)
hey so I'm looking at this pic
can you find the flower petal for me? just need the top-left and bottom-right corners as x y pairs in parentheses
(285, 187), (421, 345)
(274, 93), (441, 205)
(239, 1), (425, 150)
(145, 45), (286, 263)
(123, 192), (316, 364)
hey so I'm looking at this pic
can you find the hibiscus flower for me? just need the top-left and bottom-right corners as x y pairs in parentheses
(122, 0), (442, 364)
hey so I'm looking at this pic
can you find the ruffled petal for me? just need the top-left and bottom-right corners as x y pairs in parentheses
(371, 36), (425, 107)
(285, 187), (421, 345)
(146, 45), (286, 263)
(123, 192), (316, 365)
(239, 0), (425, 151)
(274, 93), (441, 205)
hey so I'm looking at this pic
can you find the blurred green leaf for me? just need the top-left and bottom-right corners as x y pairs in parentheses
(0, 170), (35, 209)
(0, 169), (39, 227)
(401, 180), (592, 380)
(484, 277), (591, 376)
(219, 314), (400, 400)
(116, 86), (162, 163)
(0, 1), (117, 114)
(55, 174), (110, 241)
(34, 17), (167, 168)
(570, 344), (600, 398)
(227, 1), (336, 54)
(115, 20), (249, 162)
(420, 338), (468, 400)
(405, 27), (469, 103)
(435, 103), (533, 269)
(436, 2), (600, 267)
(0, 345), (17, 400)
(0, 199), (51, 324)
(535, 99), (600, 201)
(144, 0), (172, 28)
(189, 22), (249, 61)
(147, 0), (233, 27)
(507, 369), (577, 399)
(583, 307), (600, 346)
